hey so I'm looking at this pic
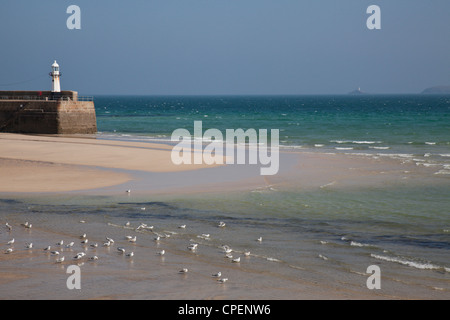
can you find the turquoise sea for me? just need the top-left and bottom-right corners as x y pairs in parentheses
(96, 94), (450, 172)
(1, 95), (449, 298)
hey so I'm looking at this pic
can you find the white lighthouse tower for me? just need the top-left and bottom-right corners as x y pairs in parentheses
(50, 60), (61, 92)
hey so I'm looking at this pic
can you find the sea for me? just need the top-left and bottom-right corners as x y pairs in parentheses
(1, 94), (449, 299)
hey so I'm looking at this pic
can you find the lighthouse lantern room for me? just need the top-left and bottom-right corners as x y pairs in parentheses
(50, 60), (61, 93)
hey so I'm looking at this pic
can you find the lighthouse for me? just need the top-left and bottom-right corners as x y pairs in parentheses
(50, 60), (61, 93)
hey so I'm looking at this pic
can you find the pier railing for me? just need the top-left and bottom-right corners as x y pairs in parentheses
(0, 95), (94, 102)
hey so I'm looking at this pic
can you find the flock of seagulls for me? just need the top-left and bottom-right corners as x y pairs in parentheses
(3, 218), (265, 286)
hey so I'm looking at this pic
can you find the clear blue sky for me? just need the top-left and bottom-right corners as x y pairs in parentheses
(0, 0), (449, 95)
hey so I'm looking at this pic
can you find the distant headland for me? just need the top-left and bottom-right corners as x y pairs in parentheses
(421, 86), (450, 94)
(346, 86), (450, 95)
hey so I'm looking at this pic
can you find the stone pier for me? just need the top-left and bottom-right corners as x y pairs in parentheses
(0, 91), (97, 134)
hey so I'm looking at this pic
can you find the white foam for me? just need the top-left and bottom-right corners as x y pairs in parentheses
(369, 146), (390, 150)
(425, 142), (436, 145)
(350, 241), (371, 247)
(266, 257), (282, 262)
(352, 140), (382, 144)
(331, 140), (381, 144)
(416, 163), (439, 167)
(320, 181), (336, 189)
(376, 153), (414, 159)
(370, 254), (443, 271)
(434, 170), (450, 175)
(335, 147), (354, 150)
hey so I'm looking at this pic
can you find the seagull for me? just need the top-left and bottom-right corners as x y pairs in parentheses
(51, 251), (60, 255)
(43, 246), (51, 251)
(126, 252), (134, 257)
(225, 253), (233, 259)
(136, 223), (147, 230)
(128, 236), (137, 243)
(158, 250), (165, 256)
(117, 247), (126, 254)
(21, 222), (29, 228)
(80, 234), (87, 239)
(188, 243), (198, 251)
(232, 257), (240, 263)
(217, 278), (228, 283)
(56, 240), (64, 246)
(126, 189), (131, 194)
(154, 236), (161, 242)
(73, 253), (85, 260)
(212, 272), (222, 278)
(106, 237), (115, 244)
(257, 237), (263, 242)
(125, 221), (131, 227)
(244, 251), (251, 257)
(103, 241), (111, 247)
(217, 221), (226, 228)
(81, 239), (89, 245)
(7, 238), (14, 245)
(25, 243), (33, 249)
(65, 242), (75, 248)
(88, 256), (99, 261)
(5, 222), (12, 231)
(178, 225), (186, 229)
(223, 247), (233, 254)
(56, 256), (65, 263)
(179, 268), (188, 274)
(5, 248), (13, 254)
(90, 243), (98, 248)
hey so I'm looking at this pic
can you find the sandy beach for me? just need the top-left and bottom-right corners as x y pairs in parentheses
(0, 133), (448, 300)
(0, 133), (425, 194)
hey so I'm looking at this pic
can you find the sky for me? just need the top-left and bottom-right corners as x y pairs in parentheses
(0, 0), (449, 95)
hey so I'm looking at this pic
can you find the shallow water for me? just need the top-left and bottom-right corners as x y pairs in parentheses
(1, 168), (449, 299)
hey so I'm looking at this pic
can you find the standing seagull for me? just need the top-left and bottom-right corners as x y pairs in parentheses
(66, 242), (75, 248)
(7, 238), (14, 245)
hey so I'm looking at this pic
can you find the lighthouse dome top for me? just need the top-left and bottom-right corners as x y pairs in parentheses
(52, 60), (59, 68)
